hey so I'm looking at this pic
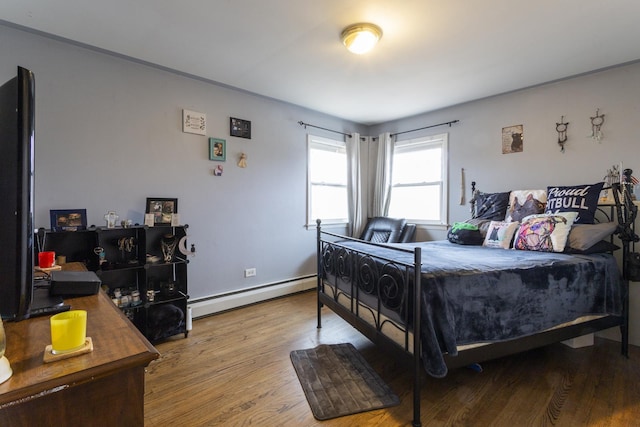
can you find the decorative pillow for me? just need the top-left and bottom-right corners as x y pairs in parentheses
(483, 221), (520, 249)
(565, 240), (620, 254)
(513, 212), (578, 252)
(567, 222), (618, 251)
(505, 189), (547, 222)
(473, 191), (511, 220)
(447, 222), (484, 245)
(545, 182), (604, 224)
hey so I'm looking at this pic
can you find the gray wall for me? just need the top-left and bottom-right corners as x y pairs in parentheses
(370, 61), (640, 227)
(0, 24), (365, 300)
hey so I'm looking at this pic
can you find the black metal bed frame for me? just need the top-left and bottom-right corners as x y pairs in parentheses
(315, 183), (636, 427)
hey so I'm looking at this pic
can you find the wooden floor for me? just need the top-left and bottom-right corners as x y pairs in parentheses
(144, 290), (640, 426)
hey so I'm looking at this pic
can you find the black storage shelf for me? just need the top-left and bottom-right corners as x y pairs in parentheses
(36, 224), (190, 342)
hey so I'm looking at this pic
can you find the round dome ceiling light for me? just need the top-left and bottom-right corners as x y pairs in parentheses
(341, 23), (383, 55)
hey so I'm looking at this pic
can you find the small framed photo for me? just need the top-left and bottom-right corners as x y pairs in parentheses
(146, 198), (178, 226)
(209, 137), (226, 161)
(50, 209), (87, 231)
(230, 117), (251, 139)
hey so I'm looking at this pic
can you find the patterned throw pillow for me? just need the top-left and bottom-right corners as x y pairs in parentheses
(513, 212), (578, 252)
(473, 191), (511, 220)
(505, 189), (547, 222)
(483, 221), (520, 249)
(545, 182), (604, 224)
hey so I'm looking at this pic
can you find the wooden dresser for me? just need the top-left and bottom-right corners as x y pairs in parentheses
(0, 291), (159, 426)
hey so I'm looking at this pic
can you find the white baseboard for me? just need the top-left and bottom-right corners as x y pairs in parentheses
(189, 276), (316, 319)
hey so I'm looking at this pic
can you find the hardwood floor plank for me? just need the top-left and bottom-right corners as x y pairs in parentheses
(144, 290), (640, 426)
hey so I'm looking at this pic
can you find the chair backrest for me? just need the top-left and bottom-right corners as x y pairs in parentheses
(359, 217), (408, 243)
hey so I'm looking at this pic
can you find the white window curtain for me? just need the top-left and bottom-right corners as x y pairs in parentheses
(372, 132), (394, 217)
(346, 132), (364, 237)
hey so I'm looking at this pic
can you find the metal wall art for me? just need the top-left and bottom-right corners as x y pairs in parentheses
(589, 109), (605, 142)
(556, 116), (569, 152)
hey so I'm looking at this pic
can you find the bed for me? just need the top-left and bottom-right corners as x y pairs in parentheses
(315, 182), (637, 427)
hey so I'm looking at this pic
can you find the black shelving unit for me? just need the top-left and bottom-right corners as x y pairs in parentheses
(37, 224), (190, 342)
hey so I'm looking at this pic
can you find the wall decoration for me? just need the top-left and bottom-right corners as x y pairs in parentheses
(50, 209), (87, 231)
(213, 165), (224, 176)
(589, 108), (605, 142)
(238, 153), (247, 168)
(209, 138), (226, 161)
(230, 117), (251, 139)
(146, 198), (178, 226)
(182, 109), (206, 135)
(501, 125), (523, 154)
(556, 116), (569, 152)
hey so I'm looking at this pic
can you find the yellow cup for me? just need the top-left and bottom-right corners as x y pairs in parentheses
(50, 310), (87, 354)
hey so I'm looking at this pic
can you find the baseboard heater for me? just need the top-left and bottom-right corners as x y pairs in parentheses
(189, 275), (316, 319)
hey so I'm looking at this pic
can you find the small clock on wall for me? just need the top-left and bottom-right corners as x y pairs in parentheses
(230, 117), (251, 139)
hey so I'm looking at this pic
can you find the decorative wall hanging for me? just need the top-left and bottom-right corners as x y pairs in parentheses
(238, 153), (247, 168)
(230, 117), (251, 139)
(182, 109), (206, 135)
(213, 165), (224, 176)
(501, 125), (523, 154)
(209, 138), (226, 161)
(589, 109), (605, 142)
(556, 116), (569, 152)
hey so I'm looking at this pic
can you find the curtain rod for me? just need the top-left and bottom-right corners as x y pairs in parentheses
(390, 119), (459, 138)
(298, 121), (352, 138)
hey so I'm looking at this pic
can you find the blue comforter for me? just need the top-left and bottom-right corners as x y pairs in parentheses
(328, 240), (623, 377)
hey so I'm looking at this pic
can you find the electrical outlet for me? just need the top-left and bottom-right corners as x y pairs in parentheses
(244, 268), (256, 277)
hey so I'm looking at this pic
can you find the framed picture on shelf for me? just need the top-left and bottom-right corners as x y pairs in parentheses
(146, 198), (178, 226)
(209, 137), (226, 161)
(230, 117), (251, 139)
(50, 209), (87, 231)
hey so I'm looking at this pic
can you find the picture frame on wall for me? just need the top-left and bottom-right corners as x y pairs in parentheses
(502, 124), (524, 154)
(182, 109), (207, 135)
(230, 117), (251, 139)
(50, 209), (87, 231)
(146, 198), (178, 226)
(209, 138), (226, 161)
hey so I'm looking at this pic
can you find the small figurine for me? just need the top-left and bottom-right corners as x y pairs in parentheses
(104, 211), (119, 229)
(94, 246), (107, 266)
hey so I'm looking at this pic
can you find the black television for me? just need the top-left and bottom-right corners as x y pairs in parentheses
(0, 66), (35, 321)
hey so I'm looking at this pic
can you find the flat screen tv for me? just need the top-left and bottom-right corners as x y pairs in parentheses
(0, 66), (35, 321)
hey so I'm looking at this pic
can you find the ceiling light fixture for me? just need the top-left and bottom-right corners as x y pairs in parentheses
(341, 23), (382, 55)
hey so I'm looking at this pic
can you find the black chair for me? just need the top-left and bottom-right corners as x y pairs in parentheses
(359, 217), (416, 243)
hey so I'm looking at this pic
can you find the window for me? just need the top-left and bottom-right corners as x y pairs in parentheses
(387, 133), (448, 224)
(307, 134), (348, 225)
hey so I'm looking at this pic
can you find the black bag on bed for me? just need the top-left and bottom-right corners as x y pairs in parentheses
(447, 222), (484, 245)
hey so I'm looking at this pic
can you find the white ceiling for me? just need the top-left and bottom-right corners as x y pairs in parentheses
(2, 1), (640, 125)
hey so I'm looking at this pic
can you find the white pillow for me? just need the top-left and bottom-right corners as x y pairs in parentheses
(483, 221), (520, 249)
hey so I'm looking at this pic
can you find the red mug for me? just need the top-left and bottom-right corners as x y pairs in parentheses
(38, 251), (56, 268)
